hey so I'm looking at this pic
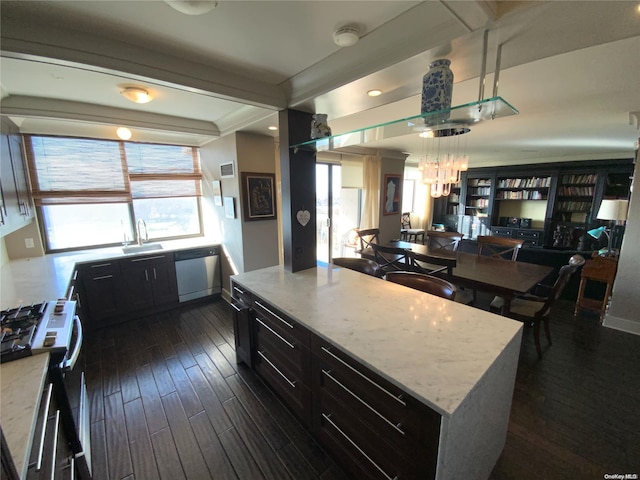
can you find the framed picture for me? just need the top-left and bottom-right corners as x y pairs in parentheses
(224, 196), (235, 219)
(383, 174), (401, 215)
(241, 172), (277, 221)
(212, 180), (222, 206)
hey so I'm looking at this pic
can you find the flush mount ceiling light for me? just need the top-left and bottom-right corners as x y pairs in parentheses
(333, 26), (360, 47)
(121, 87), (153, 104)
(367, 89), (382, 97)
(165, 0), (218, 15)
(116, 127), (132, 140)
(268, 125), (278, 131)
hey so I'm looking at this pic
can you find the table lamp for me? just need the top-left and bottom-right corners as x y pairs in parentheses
(587, 199), (629, 255)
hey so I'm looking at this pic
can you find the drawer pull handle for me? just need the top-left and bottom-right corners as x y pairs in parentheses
(320, 346), (406, 407)
(257, 350), (297, 388)
(322, 369), (405, 436)
(233, 285), (245, 295)
(90, 263), (111, 268)
(255, 301), (293, 329)
(230, 302), (242, 312)
(131, 255), (165, 262)
(49, 411), (61, 480)
(36, 383), (54, 471)
(92, 274), (113, 281)
(322, 413), (398, 480)
(256, 318), (295, 349)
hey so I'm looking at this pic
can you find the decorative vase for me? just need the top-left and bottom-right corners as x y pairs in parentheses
(310, 114), (331, 139)
(421, 59), (454, 125)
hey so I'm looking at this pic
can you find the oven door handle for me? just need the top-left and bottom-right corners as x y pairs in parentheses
(63, 315), (83, 372)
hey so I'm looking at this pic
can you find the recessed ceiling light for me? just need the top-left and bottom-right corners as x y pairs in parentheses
(116, 127), (132, 140)
(165, 0), (218, 15)
(367, 89), (382, 97)
(268, 125), (278, 131)
(121, 87), (153, 104)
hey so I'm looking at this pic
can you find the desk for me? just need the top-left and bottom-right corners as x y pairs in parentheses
(448, 252), (552, 311)
(574, 256), (617, 322)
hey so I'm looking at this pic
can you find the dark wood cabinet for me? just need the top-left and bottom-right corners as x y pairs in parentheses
(76, 261), (122, 327)
(1, 117), (33, 236)
(233, 286), (442, 479)
(120, 253), (179, 312)
(230, 281), (252, 367)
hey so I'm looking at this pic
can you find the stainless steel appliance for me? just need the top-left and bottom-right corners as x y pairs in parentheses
(174, 246), (222, 302)
(0, 300), (91, 479)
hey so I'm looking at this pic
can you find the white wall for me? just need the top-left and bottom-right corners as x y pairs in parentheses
(605, 164), (640, 335)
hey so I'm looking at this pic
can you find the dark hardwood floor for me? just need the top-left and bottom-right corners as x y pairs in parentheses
(83, 294), (640, 480)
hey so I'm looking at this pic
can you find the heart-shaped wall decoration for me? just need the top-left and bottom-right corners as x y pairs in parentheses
(296, 209), (311, 227)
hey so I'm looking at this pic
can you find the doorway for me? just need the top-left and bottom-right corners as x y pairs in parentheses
(316, 163), (361, 263)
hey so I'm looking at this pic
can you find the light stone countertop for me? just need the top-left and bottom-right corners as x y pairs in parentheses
(0, 236), (219, 308)
(0, 354), (50, 479)
(231, 264), (523, 416)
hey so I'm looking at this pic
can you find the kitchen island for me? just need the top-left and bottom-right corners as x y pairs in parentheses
(231, 264), (523, 480)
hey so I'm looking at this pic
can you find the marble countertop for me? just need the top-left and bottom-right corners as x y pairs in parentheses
(0, 354), (50, 479)
(0, 237), (219, 308)
(232, 264), (523, 416)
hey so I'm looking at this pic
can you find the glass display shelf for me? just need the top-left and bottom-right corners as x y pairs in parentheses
(290, 96), (518, 151)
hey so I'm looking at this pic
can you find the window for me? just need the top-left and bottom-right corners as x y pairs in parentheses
(402, 179), (415, 213)
(25, 136), (202, 251)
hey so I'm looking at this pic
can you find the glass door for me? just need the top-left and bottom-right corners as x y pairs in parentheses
(316, 163), (361, 263)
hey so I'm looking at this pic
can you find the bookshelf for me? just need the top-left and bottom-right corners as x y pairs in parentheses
(465, 177), (492, 216)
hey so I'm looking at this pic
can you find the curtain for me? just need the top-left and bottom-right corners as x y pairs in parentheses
(360, 154), (381, 229)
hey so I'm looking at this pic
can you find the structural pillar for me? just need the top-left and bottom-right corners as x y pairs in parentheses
(278, 109), (316, 272)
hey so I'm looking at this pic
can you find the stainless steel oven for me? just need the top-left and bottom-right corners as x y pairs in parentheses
(1, 300), (91, 479)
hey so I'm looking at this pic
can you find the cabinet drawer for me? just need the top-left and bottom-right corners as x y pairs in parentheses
(312, 337), (440, 447)
(120, 252), (172, 268)
(253, 298), (310, 346)
(77, 260), (120, 278)
(230, 281), (252, 305)
(254, 349), (311, 426)
(491, 228), (512, 237)
(515, 230), (541, 239)
(254, 318), (309, 380)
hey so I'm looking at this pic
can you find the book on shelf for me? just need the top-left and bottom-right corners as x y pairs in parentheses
(561, 174), (597, 185)
(497, 177), (551, 189)
(558, 186), (594, 196)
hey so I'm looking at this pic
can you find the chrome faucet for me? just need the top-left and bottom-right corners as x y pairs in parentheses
(136, 219), (148, 246)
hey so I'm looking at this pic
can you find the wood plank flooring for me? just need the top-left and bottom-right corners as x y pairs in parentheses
(83, 295), (640, 480)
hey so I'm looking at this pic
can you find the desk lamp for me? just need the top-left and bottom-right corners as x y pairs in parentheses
(587, 199), (629, 256)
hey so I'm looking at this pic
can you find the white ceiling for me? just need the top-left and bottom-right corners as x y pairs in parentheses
(1, 0), (639, 169)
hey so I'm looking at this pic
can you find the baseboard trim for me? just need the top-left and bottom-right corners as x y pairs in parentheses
(603, 314), (640, 336)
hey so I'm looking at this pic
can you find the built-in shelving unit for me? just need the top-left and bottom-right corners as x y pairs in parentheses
(553, 174), (597, 223)
(445, 187), (461, 215)
(465, 177), (492, 215)
(494, 176), (551, 200)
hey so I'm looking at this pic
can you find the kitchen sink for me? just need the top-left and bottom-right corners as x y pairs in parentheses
(122, 243), (163, 254)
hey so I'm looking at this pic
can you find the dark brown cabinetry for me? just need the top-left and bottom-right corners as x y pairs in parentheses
(0, 117), (33, 236)
(76, 252), (179, 330)
(230, 281), (252, 367)
(120, 253), (178, 312)
(234, 287), (442, 480)
(76, 261), (121, 327)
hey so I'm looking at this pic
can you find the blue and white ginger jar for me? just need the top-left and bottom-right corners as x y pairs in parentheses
(421, 59), (454, 125)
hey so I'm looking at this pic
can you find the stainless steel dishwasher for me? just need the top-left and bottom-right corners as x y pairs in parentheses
(174, 246), (222, 302)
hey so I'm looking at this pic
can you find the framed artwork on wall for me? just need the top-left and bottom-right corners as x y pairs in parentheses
(241, 172), (277, 221)
(383, 174), (401, 215)
(224, 196), (235, 219)
(213, 180), (222, 206)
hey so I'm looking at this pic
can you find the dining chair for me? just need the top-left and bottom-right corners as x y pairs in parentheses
(490, 254), (586, 359)
(370, 243), (415, 273)
(477, 235), (524, 261)
(355, 228), (380, 260)
(385, 271), (457, 300)
(426, 231), (463, 251)
(332, 257), (382, 278)
(400, 213), (425, 244)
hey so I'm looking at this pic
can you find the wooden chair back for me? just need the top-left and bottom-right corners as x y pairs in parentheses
(385, 271), (457, 300)
(370, 243), (414, 273)
(477, 235), (524, 261)
(426, 231), (463, 251)
(332, 257), (382, 278)
(401, 212), (412, 229)
(355, 228), (380, 259)
(538, 254), (586, 317)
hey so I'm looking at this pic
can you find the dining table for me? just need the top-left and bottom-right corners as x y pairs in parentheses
(380, 240), (554, 311)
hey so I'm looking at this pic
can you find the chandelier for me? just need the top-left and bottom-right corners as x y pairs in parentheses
(417, 128), (469, 198)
